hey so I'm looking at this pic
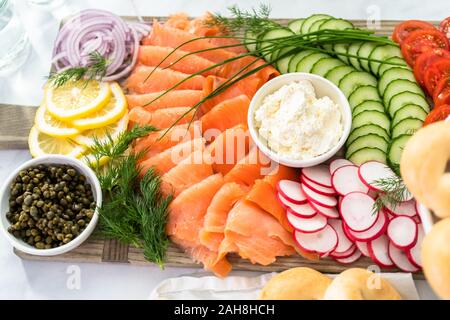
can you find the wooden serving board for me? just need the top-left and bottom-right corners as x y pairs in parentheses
(3, 17), (430, 279)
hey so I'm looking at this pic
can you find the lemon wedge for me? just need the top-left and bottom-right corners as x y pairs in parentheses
(34, 105), (80, 138)
(74, 114), (129, 148)
(46, 80), (111, 121)
(28, 126), (86, 158)
(70, 82), (127, 131)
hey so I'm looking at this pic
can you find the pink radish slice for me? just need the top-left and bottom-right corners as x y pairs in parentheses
(301, 183), (337, 208)
(406, 224), (424, 268)
(329, 159), (353, 175)
(286, 211), (327, 233)
(300, 175), (337, 196)
(356, 241), (370, 257)
(309, 201), (339, 218)
(367, 234), (395, 268)
(286, 202), (317, 218)
(388, 241), (420, 272)
(332, 165), (369, 196)
(331, 244), (356, 259)
(358, 161), (396, 191)
(344, 210), (388, 242)
(387, 216), (418, 249)
(276, 192), (291, 209)
(340, 192), (378, 232)
(335, 249), (362, 264)
(277, 180), (307, 204)
(294, 225), (338, 254)
(302, 165), (332, 188)
(384, 199), (418, 217)
(328, 219), (354, 254)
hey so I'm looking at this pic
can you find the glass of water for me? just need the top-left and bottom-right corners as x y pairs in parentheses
(0, 0), (31, 77)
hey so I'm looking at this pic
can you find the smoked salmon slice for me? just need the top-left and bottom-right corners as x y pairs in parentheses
(263, 164), (299, 188)
(128, 106), (197, 128)
(201, 95), (250, 135)
(125, 65), (205, 94)
(126, 90), (203, 111)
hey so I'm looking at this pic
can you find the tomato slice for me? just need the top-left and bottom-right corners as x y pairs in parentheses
(393, 20), (436, 44)
(424, 58), (450, 95)
(433, 77), (450, 107)
(413, 49), (450, 86)
(423, 105), (450, 125)
(401, 29), (450, 66)
(440, 17), (450, 37)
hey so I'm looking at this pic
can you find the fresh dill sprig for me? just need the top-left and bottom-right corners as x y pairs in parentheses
(49, 51), (110, 88)
(372, 174), (410, 214)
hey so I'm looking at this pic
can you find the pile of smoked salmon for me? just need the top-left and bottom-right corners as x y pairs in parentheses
(124, 14), (317, 277)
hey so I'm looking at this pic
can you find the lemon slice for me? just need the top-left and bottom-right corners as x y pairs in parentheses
(46, 79), (111, 121)
(28, 126), (86, 158)
(34, 105), (80, 138)
(74, 114), (129, 148)
(82, 153), (110, 168)
(71, 82), (127, 131)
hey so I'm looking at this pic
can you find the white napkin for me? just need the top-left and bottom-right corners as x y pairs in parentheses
(150, 272), (420, 300)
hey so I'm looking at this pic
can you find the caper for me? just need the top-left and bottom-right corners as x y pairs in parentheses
(23, 195), (33, 206)
(35, 242), (45, 249)
(85, 210), (94, 219)
(36, 200), (44, 208)
(34, 235), (42, 242)
(21, 175), (30, 184)
(30, 206), (38, 216)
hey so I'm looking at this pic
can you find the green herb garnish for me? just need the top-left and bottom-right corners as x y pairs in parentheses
(372, 174), (410, 214)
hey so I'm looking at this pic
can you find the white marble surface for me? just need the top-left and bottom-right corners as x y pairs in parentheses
(0, 0), (445, 299)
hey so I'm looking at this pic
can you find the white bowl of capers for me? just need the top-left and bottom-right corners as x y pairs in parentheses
(0, 155), (102, 256)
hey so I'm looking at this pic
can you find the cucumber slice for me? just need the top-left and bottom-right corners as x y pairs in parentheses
(288, 18), (305, 33)
(388, 92), (431, 118)
(378, 68), (416, 95)
(348, 148), (387, 165)
(310, 58), (345, 77)
(382, 79), (425, 107)
(347, 42), (364, 71)
(357, 42), (380, 72)
(338, 71), (378, 97)
(301, 14), (332, 34)
(309, 18), (331, 33)
(353, 100), (385, 117)
(244, 30), (259, 52)
(348, 85), (382, 109)
(392, 104), (428, 127)
(324, 65), (355, 86)
(351, 110), (391, 134)
(346, 124), (389, 147)
(391, 118), (423, 139)
(258, 28), (294, 59)
(333, 43), (350, 64)
(296, 52), (330, 73)
(346, 134), (389, 159)
(318, 18), (354, 31)
(378, 56), (410, 77)
(275, 46), (297, 73)
(368, 44), (402, 75)
(388, 134), (411, 169)
(288, 50), (315, 73)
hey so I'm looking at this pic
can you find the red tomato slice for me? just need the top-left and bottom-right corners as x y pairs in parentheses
(424, 58), (450, 95)
(423, 105), (450, 125)
(393, 20), (435, 44)
(433, 77), (450, 107)
(413, 49), (450, 86)
(440, 17), (450, 37)
(401, 29), (450, 66)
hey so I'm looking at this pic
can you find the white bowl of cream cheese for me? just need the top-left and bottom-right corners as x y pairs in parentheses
(248, 73), (352, 168)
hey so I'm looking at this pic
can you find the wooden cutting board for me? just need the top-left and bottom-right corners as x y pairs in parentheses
(2, 17), (428, 278)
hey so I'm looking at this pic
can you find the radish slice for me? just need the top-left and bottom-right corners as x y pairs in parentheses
(332, 165), (369, 196)
(387, 216), (418, 249)
(286, 211), (327, 233)
(328, 219), (354, 254)
(344, 210), (388, 242)
(302, 165), (332, 188)
(331, 244), (356, 259)
(335, 249), (362, 264)
(388, 241), (420, 272)
(368, 234), (395, 268)
(276, 192), (291, 209)
(340, 192), (378, 232)
(294, 225), (338, 254)
(384, 199), (418, 217)
(302, 183), (337, 208)
(300, 175), (337, 196)
(406, 224), (424, 268)
(277, 180), (307, 204)
(358, 161), (396, 191)
(329, 159), (353, 175)
(356, 241), (370, 257)
(286, 202), (317, 218)
(309, 201), (340, 219)
(368, 189), (378, 199)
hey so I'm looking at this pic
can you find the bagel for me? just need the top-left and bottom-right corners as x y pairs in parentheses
(422, 218), (450, 299)
(323, 268), (401, 300)
(400, 121), (450, 218)
(260, 267), (332, 300)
